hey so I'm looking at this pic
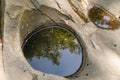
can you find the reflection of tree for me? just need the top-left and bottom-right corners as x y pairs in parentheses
(23, 27), (82, 65)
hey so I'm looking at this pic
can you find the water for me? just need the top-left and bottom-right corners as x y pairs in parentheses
(88, 5), (119, 29)
(22, 27), (83, 76)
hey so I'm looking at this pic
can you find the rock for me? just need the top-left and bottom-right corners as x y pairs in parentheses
(1, 0), (120, 80)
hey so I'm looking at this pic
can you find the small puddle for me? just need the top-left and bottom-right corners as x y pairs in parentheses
(22, 26), (83, 76)
(88, 5), (119, 29)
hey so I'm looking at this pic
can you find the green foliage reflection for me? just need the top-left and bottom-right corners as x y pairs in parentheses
(23, 27), (82, 65)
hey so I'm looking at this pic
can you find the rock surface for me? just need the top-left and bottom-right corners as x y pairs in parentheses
(1, 0), (120, 80)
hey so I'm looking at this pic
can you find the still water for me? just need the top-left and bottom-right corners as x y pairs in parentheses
(88, 5), (119, 30)
(22, 27), (83, 76)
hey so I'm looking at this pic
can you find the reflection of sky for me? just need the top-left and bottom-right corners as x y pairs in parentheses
(28, 49), (82, 76)
(95, 21), (110, 28)
(94, 15), (111, 29)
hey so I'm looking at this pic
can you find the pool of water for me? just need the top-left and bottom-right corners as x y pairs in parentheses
(22, 26), (83, 76)
(88, 5), (119, 30)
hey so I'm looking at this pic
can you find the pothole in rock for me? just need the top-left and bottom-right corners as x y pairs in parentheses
(22, 26), (83, 77)
(88, 5), (120, 30)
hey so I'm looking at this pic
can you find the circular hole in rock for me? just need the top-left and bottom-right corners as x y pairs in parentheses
(22, 26), (83, 77)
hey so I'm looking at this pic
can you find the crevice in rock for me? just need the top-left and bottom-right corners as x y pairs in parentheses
(30, 0), (75, 25)
(67, 0), (88, 23)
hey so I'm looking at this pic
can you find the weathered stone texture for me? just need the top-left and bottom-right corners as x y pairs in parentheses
(1, 0), (120, 80)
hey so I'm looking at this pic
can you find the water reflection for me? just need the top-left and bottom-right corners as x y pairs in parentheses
(23, 27), (83, 76)
(88, 5), (119, 29)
